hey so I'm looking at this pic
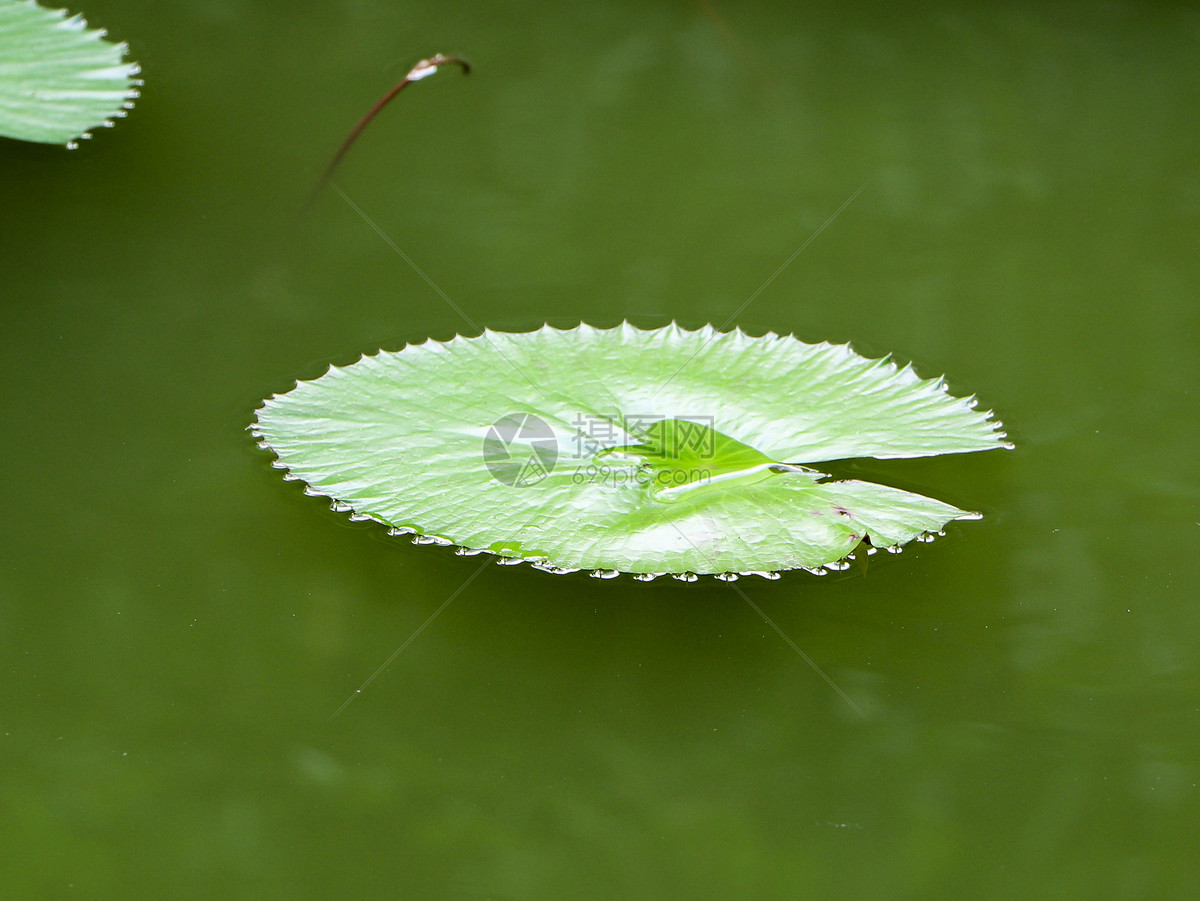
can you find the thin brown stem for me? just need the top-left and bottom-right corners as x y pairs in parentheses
(311, 53), (470, 199)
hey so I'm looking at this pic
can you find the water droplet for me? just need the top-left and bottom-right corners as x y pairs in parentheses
(531, 563), (579, 575)
(411, 534), (451, 546)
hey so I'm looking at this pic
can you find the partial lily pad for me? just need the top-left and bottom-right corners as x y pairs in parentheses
(0, 0), (141, 146)
(252, 322), (1012, 579)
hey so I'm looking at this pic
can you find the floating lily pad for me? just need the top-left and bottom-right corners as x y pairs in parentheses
(252, 323), (1012, 579)
(0, 0), (141, 146)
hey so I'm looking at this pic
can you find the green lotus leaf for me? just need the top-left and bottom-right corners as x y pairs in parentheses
(0, 0), (141, 146)
(252, 322), (1012, 579)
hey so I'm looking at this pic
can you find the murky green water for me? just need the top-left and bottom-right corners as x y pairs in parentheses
(3, 1), (1198, 897)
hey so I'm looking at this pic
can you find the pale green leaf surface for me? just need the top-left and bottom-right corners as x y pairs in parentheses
(253, 323), (1011, 577)
(0, 0), (140, 145)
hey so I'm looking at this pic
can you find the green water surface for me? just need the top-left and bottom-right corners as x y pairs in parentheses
(2, 1), (1198, 898)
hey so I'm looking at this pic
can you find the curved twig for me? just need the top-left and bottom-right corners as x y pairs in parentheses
(311, 53), (470, 199)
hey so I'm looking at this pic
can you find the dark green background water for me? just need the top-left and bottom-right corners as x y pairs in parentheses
(3, 1), (1198, 897)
